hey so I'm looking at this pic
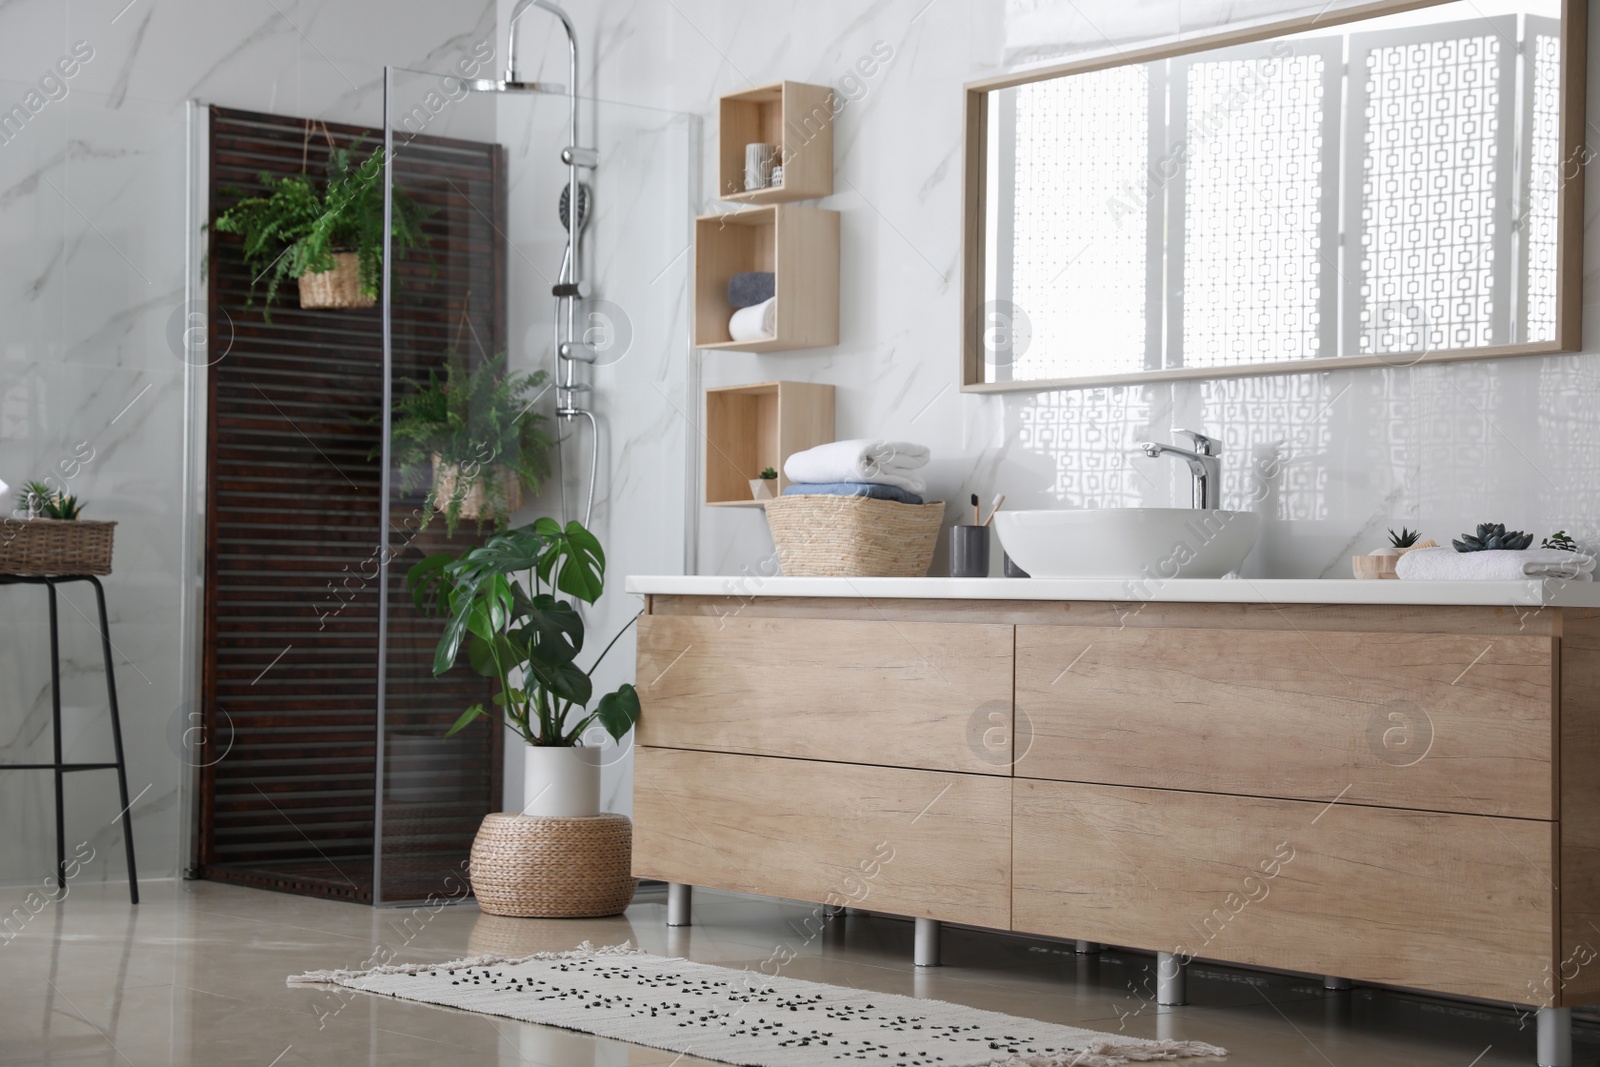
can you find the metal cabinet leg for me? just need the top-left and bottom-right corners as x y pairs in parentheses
(666, 882), (692, 927)
(914, 917), (940, 968)
(1322, 975), (1352, 991)
(1075, 940), (1102, 954)
(1156, 951), (1186, 1006)
(1537, 1007), (1572, 1067)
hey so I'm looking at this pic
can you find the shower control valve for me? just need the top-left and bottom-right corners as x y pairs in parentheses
(559, 341), (599, 363)
(561, 146), (599, 168)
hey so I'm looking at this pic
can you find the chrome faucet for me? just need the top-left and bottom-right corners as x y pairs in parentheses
(1138, 430), (1222, 510)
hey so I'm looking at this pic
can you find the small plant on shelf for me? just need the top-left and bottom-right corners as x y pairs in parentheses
(212, 135), (429, 316)
(1388, 527), (1420, 548)
(1543, 531), (1580, 552)
(1453, 523), (1534, 552)
(388, 352), (556, 536)
(759, 467), (778, 481)
(23, 481), (84, 520)
(750, 466), (780, 501)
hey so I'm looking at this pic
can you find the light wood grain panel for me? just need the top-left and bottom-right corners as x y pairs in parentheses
(634, 747), (1011, 928)
(1016, 624), (1554, 817)
(1559, 608), (1600, 1005)
(646, 595), (1556, 636)
(637, 614), (1014, 773)
(1012, 779), (1555, 1005)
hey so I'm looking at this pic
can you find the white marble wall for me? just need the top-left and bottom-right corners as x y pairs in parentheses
(0, 0), (496, 889)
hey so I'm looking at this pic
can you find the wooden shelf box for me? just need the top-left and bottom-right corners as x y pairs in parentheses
(694, 205), (840, 352)
(704, 381), (834, 507)
(718, 81), (834, 204)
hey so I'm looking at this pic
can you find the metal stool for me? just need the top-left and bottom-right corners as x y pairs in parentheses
(0, 575), (138, 904)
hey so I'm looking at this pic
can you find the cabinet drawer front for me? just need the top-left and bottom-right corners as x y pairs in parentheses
(1015, 624), (1554, 818)
(1012, 779), (1554, 1005)
(634, 748), (1011, 928)
(638, 614), (1015, 773)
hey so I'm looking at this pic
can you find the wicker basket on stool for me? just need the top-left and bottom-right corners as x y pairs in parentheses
(468, 812), (636, 918)
(0, 519), (116, 575)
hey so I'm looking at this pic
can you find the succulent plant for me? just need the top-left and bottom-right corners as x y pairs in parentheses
(1453, 523), (1533, 553)
(759, 467), (778, 480)
(1388, 526), (1420, 548)
(1543, 530), (1580, 552)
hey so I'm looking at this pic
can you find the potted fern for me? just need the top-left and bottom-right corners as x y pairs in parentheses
(389, 352), (556, 534)
(406, 519), (640, 817)
(212, 136), (428, 315)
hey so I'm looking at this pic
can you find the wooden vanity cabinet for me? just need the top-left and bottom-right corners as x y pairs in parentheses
(632, 595), (1600, 1009)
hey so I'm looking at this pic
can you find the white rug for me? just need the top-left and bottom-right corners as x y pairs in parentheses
(289, 942), (1227, 1067)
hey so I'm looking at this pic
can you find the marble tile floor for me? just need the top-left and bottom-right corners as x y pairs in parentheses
(1, 879), (1593, 1066)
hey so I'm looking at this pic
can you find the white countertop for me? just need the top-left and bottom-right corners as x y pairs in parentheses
(625, 574), (1600, 607)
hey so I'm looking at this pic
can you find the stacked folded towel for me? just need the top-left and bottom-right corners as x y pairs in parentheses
(727, 272), (777, 342)
(781, 440), (931, 503)
(1396, 547), (1596, 582)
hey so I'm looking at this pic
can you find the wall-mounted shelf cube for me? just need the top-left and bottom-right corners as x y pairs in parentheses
(705, 381), (835, 507)
(694, 204), (840, 353)
(718, 81), (834, 204)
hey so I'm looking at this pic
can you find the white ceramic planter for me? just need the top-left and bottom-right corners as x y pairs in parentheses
(522, 744), (601, 817)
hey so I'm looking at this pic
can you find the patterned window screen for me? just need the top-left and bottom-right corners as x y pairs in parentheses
(1520, 17), (1562, 343)
(1169, 41), (1342, 368)
(1345, 17), (1518, 354)
(1007, 65), (1156, 380)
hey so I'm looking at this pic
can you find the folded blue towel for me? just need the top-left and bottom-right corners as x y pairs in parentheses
(728, 271), (776, 309)
(782, 481), (925, 505)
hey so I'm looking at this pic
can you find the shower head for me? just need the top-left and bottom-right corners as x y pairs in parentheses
(560, 182), (590, 234)
(463, 77), (565, 93)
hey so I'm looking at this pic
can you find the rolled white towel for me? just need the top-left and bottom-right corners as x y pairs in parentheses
(784, 439), (931, 493)
(1395, 546), (1596, 582)
(728, 297), (776, 342)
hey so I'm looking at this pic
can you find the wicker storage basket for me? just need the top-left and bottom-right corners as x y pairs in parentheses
(468, 812), (636, 918)
(297, 252), (375, 309)
(763, 495), (944, 577)
(0, 519), (116, 576)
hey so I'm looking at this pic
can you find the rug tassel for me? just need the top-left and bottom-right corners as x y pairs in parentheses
(286, 940), (646, 985)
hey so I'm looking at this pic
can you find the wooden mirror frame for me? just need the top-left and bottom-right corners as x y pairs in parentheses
(960, 0), (1589, 393)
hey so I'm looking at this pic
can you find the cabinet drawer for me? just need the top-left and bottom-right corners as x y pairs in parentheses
(1015, 624), (1554, 818)
(1012, 779), (1554, 1005)
(634, 747), (1011, 928)
(638, 614), (1015, 773)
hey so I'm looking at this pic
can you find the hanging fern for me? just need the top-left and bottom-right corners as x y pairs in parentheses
(389, 352), (556, 535)
(212, 137), (429, 316)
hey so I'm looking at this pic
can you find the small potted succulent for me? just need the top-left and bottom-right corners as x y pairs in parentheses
(1353, 526), (1437, 579)
(749, 466), (779, 501)
(1453, 523), (1533, 552)
(1543, 531), (1580, 552)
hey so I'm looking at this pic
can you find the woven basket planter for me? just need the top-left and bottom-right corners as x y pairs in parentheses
(0, 519), (115, 576)
(431, 456), (524, 522)
(764, 495), (944, 577)
(297, 252), (375, 309)
(469, 812), (636, 918)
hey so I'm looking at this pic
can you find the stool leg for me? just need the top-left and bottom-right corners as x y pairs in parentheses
(91, 578), (137, 905)
(47, 582), (66, 900)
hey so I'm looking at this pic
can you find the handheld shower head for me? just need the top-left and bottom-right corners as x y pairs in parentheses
(559, 182), (590, 234)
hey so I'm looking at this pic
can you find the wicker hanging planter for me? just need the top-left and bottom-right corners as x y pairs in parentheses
(431, 456), (524, 521)
(0, 518), (116, 576)
(468, 812), (636, 918)
(297, 251), (374, 309)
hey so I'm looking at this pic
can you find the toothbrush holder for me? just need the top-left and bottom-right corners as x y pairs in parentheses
(950, 525), (991, 578)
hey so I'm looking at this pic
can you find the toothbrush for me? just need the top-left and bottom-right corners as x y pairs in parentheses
(971, 493), (980, 526)
(982, 495), (1005, 526)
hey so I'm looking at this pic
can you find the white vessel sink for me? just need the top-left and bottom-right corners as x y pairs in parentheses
(993, 508), (1261, 580)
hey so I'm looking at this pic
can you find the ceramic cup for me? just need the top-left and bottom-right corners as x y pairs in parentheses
(950, 525), (991, 578)
(744, 143), (778, 190)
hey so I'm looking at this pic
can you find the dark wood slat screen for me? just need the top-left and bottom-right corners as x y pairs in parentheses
(199, 106), (503, 903)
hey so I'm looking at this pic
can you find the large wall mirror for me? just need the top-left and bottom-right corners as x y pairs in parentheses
(961, 0), (1587, 391)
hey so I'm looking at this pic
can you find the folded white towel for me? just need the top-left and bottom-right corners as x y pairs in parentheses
(728, 297), (776, 342)
(1395, 546), (1596, 582)
(784, 439), (931, 493)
